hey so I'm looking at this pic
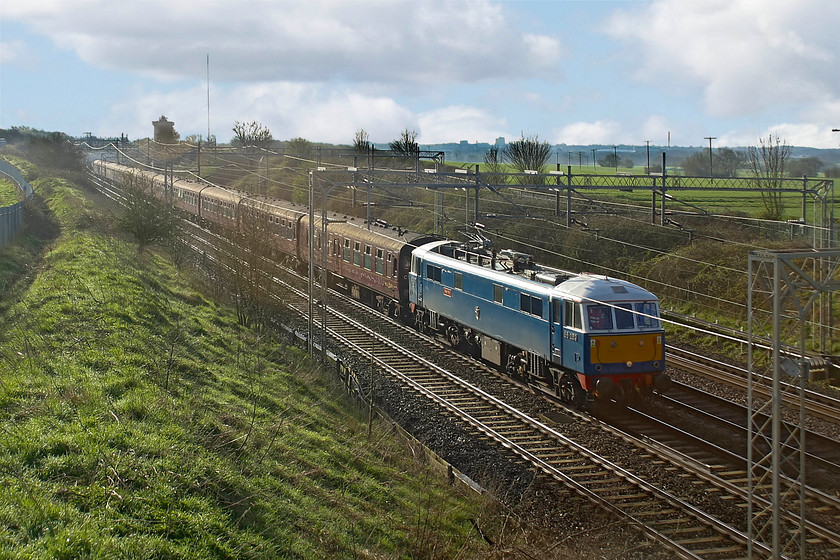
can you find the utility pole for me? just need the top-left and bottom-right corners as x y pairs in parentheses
(704, 136), (716, 177)
(645, 140), (651, 173)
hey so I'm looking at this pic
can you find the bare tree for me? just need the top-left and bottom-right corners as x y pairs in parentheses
(679, 150), (710, 176)
(598, 152), (620, 168)
(353, 129), (371, 154)
(748, 134), (790, 220)
(715, 147), (746, 177)
(232, 121), (273, 149)
(285, 137), (314, 161)
(483, 145), (504, 180)
(26, 132), (86, 172)
(219, 200), (277, 328)
(389, 128), (419, 157)
(787, 156), (823, 177)
(116, 170), (180, 251)
(504, 133), (552, 183)
(681, 147), (745, 177)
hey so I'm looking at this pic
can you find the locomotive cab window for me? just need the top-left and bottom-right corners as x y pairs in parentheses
(635, 302), (660, 328)
(615, 303), (635, 330)
(587, 305), (613, 331)
(564, 301), (583, 329)
(553, 300), (562, 324)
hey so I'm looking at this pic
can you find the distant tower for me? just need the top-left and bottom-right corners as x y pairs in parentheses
(152, 116), (175, 142)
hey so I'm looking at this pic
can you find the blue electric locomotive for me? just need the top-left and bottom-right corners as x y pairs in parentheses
(408, 240), (669, 406)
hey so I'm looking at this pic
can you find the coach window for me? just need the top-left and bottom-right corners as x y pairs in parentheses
(375, 248), (385, 274)
(353, 242), (362, 266)
(343, 239), (351, 262)
(615, 303), (635, 330)
(392, 256), (399, 277)
(493, 284), (503, 304)
(454, 272), (463, 290)
(564, 301), (583, 329)
(587, 305), (613, 331)
(364, 246), (373, 270)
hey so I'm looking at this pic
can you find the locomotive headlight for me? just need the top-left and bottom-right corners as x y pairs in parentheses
(625, 361), (633, 367)
(638, 340), (645, 347)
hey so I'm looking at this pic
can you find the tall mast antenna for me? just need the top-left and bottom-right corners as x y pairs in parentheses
(206, 53), (210, 142)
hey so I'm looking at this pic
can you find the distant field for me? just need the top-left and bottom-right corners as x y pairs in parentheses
(446, 162), (834, 223)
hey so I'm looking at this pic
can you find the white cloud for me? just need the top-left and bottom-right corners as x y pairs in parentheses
(606, 0), (840, 118)
(0, 39), (34, 65)
(417, 106), (508, 144)
(720, 123), (840, 150)
(102, 82), (418, 144)
(7, 0), (563, 86)
(554, 121), (621, 145)
(639, 116), (672, 146)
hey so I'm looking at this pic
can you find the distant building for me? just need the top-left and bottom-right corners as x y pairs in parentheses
(152, 116), (175, 142)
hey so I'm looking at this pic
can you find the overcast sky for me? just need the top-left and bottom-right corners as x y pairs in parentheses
(2, 0), (839, 148)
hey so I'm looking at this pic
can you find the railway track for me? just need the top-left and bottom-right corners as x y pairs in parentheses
(667, 347), (840, 425)
(91, 171), (838, 558)
(305, 299), (772, 559)
(597, 392), (840, 551)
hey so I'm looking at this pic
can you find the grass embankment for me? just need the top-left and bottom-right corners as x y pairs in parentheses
(0, 177), (23, 207)
(0, 170), (489, 558)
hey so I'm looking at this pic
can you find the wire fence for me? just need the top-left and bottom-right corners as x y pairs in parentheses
(0, 160), (34, 248)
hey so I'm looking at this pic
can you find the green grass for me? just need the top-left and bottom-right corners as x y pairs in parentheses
(0, 176), (23, 206)
(0, 170), (490, 558)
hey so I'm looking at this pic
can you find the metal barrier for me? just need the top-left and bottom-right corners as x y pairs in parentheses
(0, 160), (34, 248)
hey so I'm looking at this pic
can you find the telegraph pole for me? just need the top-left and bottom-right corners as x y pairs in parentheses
(704, 136), (716, 177)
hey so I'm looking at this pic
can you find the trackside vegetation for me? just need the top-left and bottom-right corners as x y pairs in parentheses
(0, 176), (23, 207)
(0, 164), (495, 558)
